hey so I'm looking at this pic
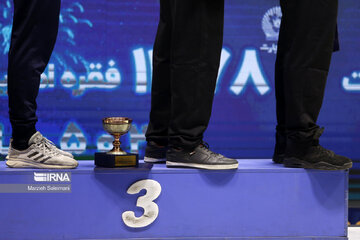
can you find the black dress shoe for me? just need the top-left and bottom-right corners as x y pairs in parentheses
(166, 143), (238, 170)
(144, 141), (167, 163)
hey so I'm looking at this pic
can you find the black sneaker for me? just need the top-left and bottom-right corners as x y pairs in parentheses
(272, 131), (286, 164)
(283, 129), (352, 170)
(166, 143), (239, 170)
(144, 141), (167, 163)
(284, 145), (352, 170)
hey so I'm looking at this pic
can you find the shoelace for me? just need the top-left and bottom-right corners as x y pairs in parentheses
(35, 138), (60, 157)
(44, 138), (56, 146)
(199, 142), (220, 157)
(42, 137), (66, 155)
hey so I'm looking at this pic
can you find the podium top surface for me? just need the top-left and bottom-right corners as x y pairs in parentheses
(0, 159), (347, 174)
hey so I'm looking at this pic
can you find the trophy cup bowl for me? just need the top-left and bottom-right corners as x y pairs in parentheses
(102, 117), (132, 155)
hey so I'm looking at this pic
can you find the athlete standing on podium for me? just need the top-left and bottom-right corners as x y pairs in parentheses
(5, 0), (78, 169)
(272, 0), (352, 170)
(144, 0), (238, 170)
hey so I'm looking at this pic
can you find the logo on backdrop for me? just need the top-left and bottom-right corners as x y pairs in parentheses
(342, 71), (360, 92)
(260, 6), (282, 54)
(34, 172), (71, 182)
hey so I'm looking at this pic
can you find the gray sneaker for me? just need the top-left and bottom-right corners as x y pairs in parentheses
(37, 133), (74, 159)
(5, 134), (74, 160)
(166, 143), (238, 170)
(6, 132), (78, 169)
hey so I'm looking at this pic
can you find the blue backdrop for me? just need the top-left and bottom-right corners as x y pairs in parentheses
(0, 0), (359, 160)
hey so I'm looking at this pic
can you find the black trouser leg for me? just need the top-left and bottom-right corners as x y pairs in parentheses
(275, 0), (338, 141)
(8, 0), (60, 149)
(146, 0), (172, 146)
(169, 0), (224, 150)
(274, 4), (288, 136)
(146, 0), (224, 150)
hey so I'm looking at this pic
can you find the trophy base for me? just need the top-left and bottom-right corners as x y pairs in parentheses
(94, 152), (139, 168)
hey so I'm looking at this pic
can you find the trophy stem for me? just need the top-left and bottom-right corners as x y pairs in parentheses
(108, 134), (127, 155)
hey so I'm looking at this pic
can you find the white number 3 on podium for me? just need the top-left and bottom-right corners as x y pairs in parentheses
(122, 179), (162, 228)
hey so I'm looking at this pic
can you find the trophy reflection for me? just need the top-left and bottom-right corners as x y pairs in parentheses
(94, 117), (138, 168)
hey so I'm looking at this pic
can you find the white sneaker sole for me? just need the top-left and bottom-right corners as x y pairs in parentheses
(144, 157), (166, 163)
(166, 161), (239, 170)
(6, 159), (78, 169)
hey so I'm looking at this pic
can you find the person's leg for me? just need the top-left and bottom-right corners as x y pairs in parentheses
(279, 0), (351, 170)
(7, 0), (77, 169)
(8, 0), (60, 150)
(281, 0), (337, 137)
(144, 0), (172, 163)
(165, 0), (238, 170)
(273, 0), (290, 163)
(168, 0), (224, 150)
(273, 1), (342, 164)
(146, 0), (172, 147)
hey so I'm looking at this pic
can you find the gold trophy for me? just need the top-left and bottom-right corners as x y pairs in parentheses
(94, 117), (138, 168)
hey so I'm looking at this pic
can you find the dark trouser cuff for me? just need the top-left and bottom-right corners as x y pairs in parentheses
(11, 124), (37, 150)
